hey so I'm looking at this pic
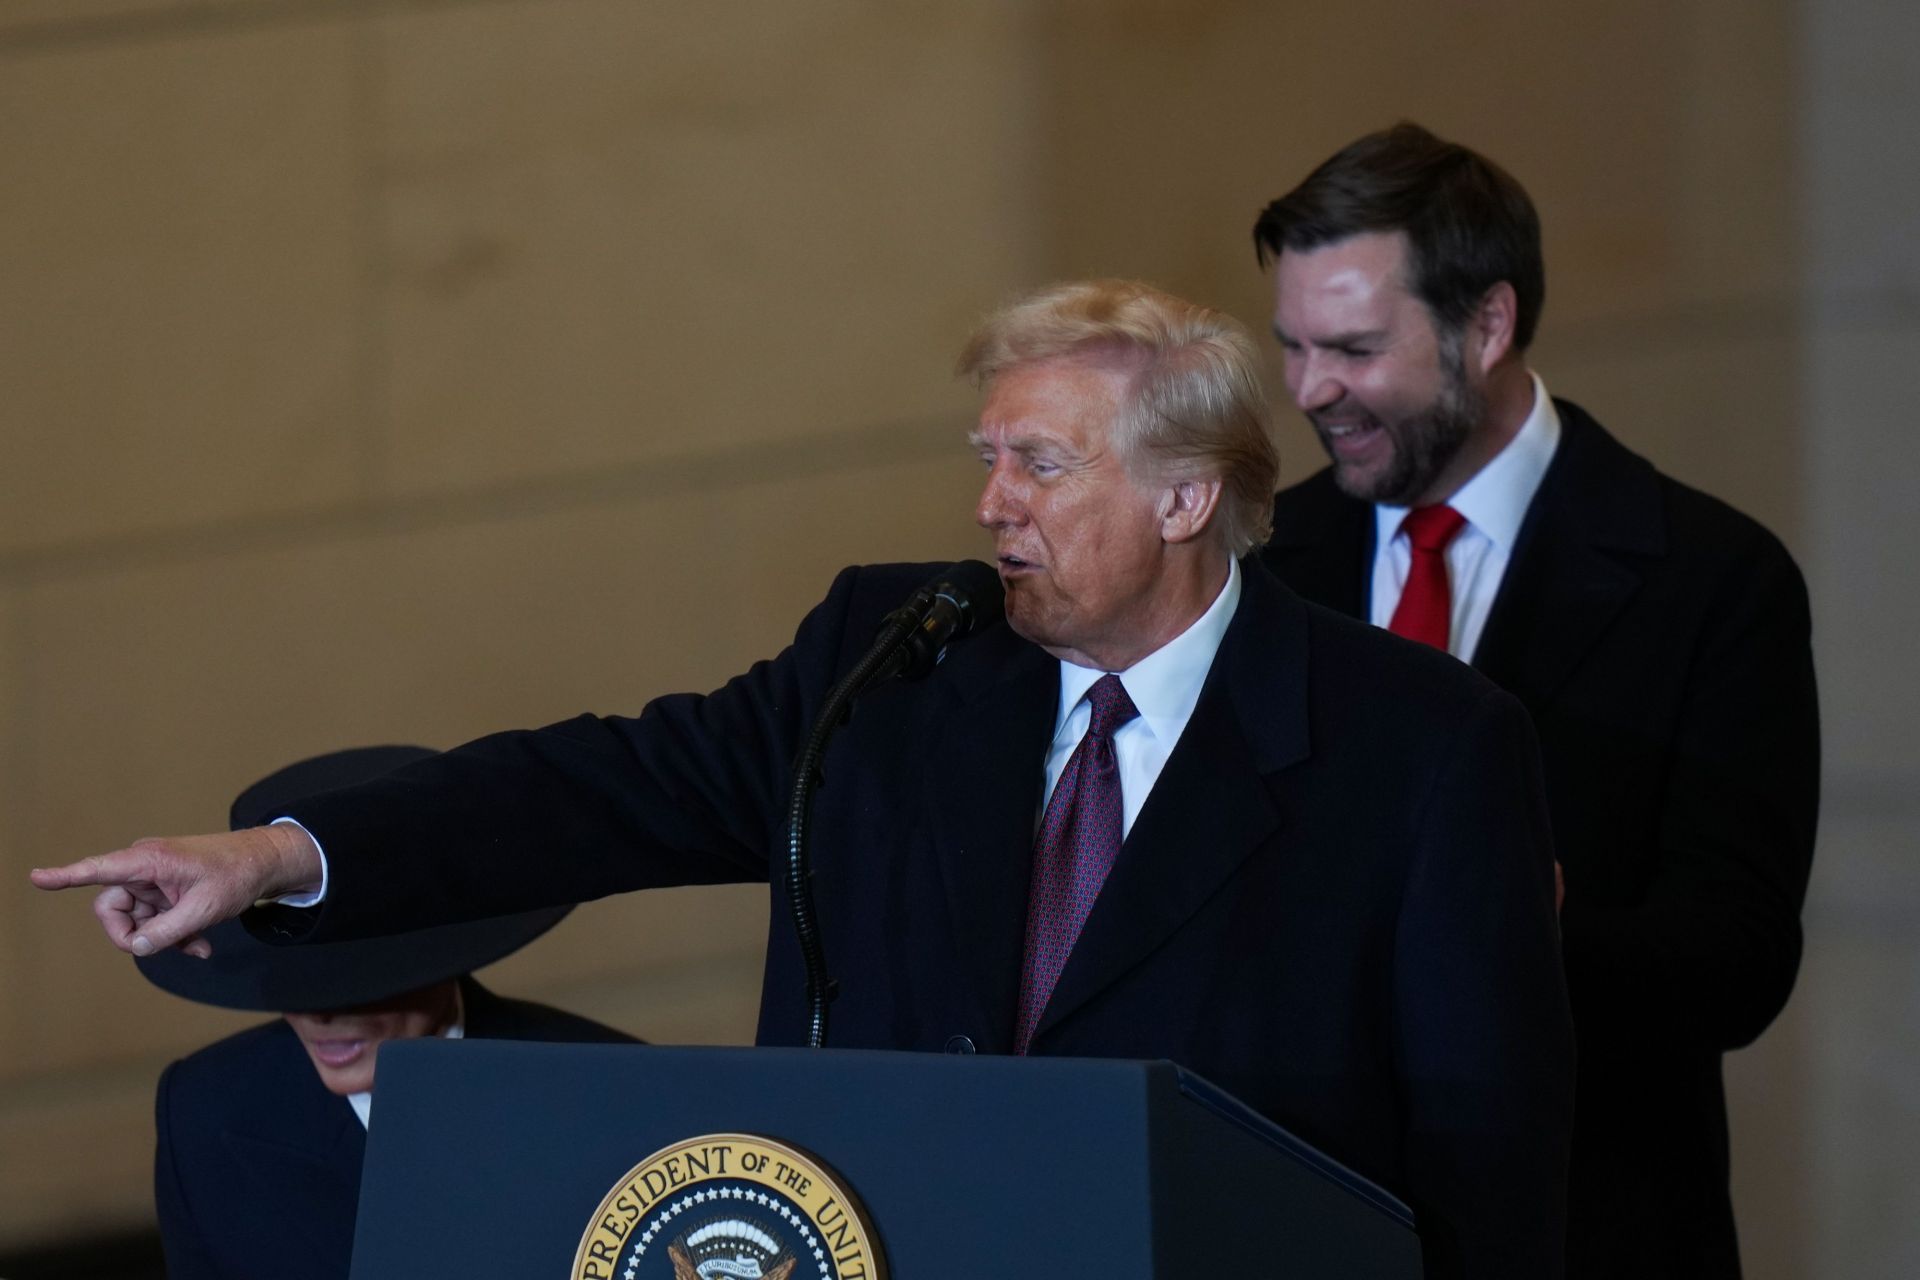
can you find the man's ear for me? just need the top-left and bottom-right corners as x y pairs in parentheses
(1160, 476), (1223, 545)
(1469, 281), (1519, 374)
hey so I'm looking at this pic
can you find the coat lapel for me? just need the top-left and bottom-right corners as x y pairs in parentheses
(924, 630), (1058, 1050)
(1471, 403), (1664, 707)
(1034, 565), (1311, 1044)
(1261, 469), (1373, 620)
(1264, 405), (1666, 715)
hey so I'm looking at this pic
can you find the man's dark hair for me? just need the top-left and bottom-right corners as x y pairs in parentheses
(1253, 123), (1545, 350)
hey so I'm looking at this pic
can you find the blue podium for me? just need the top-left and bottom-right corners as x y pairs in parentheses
(348, 1041), (1421, 1278)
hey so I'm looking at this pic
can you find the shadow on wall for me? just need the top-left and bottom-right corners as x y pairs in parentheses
(0, 1231), (164, 1280)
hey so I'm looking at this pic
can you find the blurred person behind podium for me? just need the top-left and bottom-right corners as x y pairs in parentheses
(138, 746), (637, 1280)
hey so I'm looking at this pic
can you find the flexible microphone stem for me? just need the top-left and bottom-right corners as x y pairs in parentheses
(783, 611), (918, 1049)
(782, 562), (1001, 1049)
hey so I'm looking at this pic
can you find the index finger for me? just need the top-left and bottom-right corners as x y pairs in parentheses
(30, 849), (149, 892)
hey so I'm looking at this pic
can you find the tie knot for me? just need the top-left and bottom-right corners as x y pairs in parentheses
(1084, 673), (1139, 739)
(1400, 504), (1466, 553)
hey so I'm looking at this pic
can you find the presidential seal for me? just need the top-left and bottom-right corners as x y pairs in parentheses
(573, 1134), (886, 1280)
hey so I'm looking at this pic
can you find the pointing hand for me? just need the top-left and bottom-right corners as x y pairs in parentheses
(30, 825), (322, 958)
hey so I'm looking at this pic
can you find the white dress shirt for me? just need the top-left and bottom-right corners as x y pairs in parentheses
(1369, 374), (1561, 662)
(1040, 558), (1240, 839)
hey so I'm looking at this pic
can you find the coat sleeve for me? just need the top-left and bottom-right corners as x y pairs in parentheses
(1394, 686), (1576, 1280)
(269, 564), (883, 945)
(1559, 529), (1820, 1051)
(154, 1060), (223, 1280)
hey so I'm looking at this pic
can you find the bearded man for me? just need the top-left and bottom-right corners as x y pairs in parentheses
(1254, 123), (1820, 1280)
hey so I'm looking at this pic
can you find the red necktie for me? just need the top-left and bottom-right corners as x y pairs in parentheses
(1388, 505), (1467, 651)
(1013, 673), (1138, 1055)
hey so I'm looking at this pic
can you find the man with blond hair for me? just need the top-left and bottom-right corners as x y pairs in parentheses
(38, 279), (1571, 1280)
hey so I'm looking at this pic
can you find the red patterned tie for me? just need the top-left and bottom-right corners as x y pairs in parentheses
(1013, 673), (1139, 1055)
(1387, 505), (1467, 651)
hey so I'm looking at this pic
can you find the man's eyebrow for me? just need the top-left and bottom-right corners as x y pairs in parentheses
(968, 431), (1078, 462)
(969, 430), (1033, 454)
(1273, 323), (1389, 348)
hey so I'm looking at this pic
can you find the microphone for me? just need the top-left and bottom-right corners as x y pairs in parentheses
(782, 560), (1004, 1049)
(875, 560), (1005, 682)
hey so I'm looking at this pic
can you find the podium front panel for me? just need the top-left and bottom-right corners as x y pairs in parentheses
(350, 1041), (1419, 1279)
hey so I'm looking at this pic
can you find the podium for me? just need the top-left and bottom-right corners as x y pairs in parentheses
(349, 1041), (1421, 1278)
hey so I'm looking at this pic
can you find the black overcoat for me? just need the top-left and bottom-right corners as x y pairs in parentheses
(1261, 401), (1820, 1278)
(276, 560), (1575, 1280)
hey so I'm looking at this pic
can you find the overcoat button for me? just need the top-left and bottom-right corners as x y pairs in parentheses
(943, 1035), (976, 1055)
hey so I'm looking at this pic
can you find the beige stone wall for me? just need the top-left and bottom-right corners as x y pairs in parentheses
(0, 0), (1036, 1246)
(1797, 3), (1920, 1275)
(0, 0), (1829, 1266)
(1027, 0), (1802, 535)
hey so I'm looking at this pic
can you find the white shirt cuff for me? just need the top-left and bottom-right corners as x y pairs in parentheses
(267, 816), (329, 907)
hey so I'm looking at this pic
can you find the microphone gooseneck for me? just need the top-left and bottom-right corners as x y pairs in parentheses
(782, 562), (1004, 1048)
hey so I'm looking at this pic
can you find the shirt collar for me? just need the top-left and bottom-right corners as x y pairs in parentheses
(1053, 557), (1240, 744)
(1374, 372), (1562, 550)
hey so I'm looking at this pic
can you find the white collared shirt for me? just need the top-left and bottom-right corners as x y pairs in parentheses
(1369, 373), (1561, 662)
(1040, 558), (1241, 839)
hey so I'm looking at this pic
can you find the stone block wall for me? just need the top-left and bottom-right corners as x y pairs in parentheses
(9, 4), (1893, 1276)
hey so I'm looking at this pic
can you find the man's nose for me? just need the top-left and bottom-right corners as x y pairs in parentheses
(975, 466), (1020, 529)
(1291, 353), (1343, 414)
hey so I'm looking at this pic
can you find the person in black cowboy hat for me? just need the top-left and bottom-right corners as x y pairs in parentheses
(138, 746), (638, 1280)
